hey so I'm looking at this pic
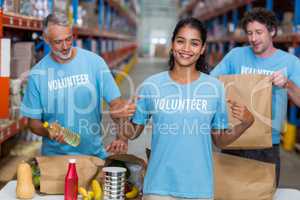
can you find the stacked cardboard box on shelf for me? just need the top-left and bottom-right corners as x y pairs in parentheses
(10, 42), (35, 79)
(4, 0), (50, 18)
(80, 0), (98, 29)
(9, 42), (35, 121)
(9, 79), (23, 120)
(3, 0), (20, 13)
(281, 12), (294, 34)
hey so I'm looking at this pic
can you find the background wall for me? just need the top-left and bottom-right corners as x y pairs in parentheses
(138, 0), (179, 57)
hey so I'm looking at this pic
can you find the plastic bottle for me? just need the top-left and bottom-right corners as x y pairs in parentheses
(64, 159), (78, 200)
(43, 121), (80, 147)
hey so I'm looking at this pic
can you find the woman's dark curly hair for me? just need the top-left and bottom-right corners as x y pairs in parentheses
(168, 17), (211, 74)
(240, 7), (279, 37)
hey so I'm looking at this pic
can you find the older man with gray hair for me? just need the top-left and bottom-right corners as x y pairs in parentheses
(21, 13), (134, 158)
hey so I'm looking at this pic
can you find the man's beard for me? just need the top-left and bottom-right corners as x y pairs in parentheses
(52, 47), (73, 60)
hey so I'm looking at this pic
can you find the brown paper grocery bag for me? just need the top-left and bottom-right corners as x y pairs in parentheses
(219, 74), (272, 149)
(214, 152), (276, 200)
(36, 155), (105, 194)
(106, 154), (147, 171)
(105, 154), (147, 199)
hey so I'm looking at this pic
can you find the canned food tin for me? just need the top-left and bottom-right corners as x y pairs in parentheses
(103, 167), (126, 177)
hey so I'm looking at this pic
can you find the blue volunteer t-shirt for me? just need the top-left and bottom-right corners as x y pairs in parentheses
(21, 47), (121, 159)
(132, 71), (228, 199)
(210, 46), (300, 144)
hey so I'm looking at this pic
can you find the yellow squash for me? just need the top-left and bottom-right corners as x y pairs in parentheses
(16, 162), (35, 199)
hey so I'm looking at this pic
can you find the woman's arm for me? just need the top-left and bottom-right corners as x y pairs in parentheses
(212, 100), (254, 148)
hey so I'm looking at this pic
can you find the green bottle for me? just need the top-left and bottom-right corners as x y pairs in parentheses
(43, 122), (80, 147)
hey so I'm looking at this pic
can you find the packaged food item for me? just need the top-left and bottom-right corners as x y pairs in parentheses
(102, 166), (127, 200)
(43, 121), (80, 147)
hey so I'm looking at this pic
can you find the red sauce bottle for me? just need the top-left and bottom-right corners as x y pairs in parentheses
(64, 159), (78, 200)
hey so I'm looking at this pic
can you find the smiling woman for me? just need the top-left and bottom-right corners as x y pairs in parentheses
(116, 17), (254, 200)
(168, 18), (210, 74)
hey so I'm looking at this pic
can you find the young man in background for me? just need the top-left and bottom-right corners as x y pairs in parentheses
(210, 7), (300, 186)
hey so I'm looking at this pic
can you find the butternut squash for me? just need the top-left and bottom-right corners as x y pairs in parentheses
(16, 161), (35, 199)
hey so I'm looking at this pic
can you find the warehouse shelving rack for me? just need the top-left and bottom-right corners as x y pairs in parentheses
(207, 33), (300, 44)
(180, 0), (300, 52)
(180, 0), (300, 153)
(0, 0), (138, 153)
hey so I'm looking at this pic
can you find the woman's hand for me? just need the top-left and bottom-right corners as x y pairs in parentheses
(228, 100), (255, 127)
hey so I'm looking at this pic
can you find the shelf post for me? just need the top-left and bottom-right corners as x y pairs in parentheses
(83, 38), (92, 51)
(0, 34), (10, 119)
(105, 2), (111, 31)
(106, 39), (110, 53)
(98, 0), (103, 30)
(246, 3), (252, 12)
(111, 40), (116, 52)
(72, 0), (79, 25)
(71, 0), (78, 47)
(0, 8), (3, 38)
(222, 14), (229, 55)
(48, 0), (53, 13)
(266, 0), (273, 11)
(222, 14), (228, 30)
(206, 20), (213, 35)
(42, 0), (53, 55)
(97, 39), (102, 54)
(294, 0), (300, 56)
(111, 9), (115, 32)
(295, 0), (300, 31)
(232, 9), (239, 30)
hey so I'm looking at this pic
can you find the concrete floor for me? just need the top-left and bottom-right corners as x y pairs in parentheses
(104, 57), (300, 190)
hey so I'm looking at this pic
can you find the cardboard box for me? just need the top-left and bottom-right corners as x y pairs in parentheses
(10, 94), (21, 107)
(11, 42), (35, 78)
(12, 42), (35, 58)
(10, 58), (32, 78)
(10, 79), (22, 95)
(3, 0), (20, 13)
(281, 12), (294, 33)
(80, 1), (99, 28)
(154, 44), (168, 58)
